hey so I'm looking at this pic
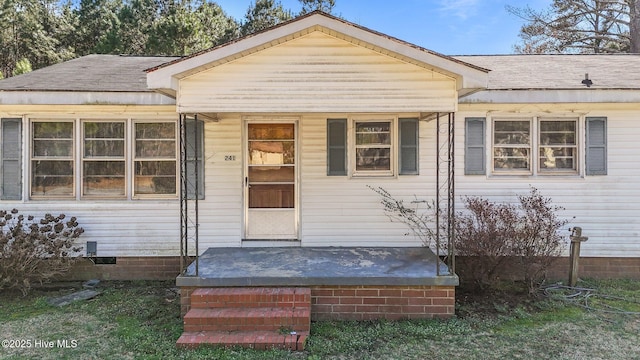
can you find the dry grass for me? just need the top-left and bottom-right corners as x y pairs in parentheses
(0, 279), (638, 359)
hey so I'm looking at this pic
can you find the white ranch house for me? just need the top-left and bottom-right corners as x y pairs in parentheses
(0, 11), (639, 347)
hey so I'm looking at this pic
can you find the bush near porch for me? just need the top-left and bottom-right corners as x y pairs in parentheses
(1, 279), (639, 359)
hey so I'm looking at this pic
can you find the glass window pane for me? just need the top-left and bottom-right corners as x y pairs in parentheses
(540, 147), (576, 170)
(33, 122), (73, 138)
(31, 160), (73, 196)
(356, 148), (391, 171)
(248, 124), (294, 140)
(249, 166), (294, 182)
(494, 121), (530, 145)
(134, 161), (176, 195)
(249, 141), (294, 165)
(84, 122), (125, 138)
(135, 140), (176, 158)
(356, 122), (391, 145)
(33, 140), (73, 157)
(494, 148), (530, 170)
(249, 184), (294, 208)
(83, 161), (125, 196)
(85, 140), (125, 157)
(135, 123), (175, 139)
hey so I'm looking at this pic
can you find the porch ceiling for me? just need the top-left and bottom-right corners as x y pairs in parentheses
(176, 247), (458, 287)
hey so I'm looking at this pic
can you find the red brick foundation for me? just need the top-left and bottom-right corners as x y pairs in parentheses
(456, 256), (640, 283)
(180, 285), (455, 320)
(65, 256), (182, 280)
(310, 285), (455, 321)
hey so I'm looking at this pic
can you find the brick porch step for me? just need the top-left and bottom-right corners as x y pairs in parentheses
(178, 287), (311, 351)
(183, 307), (310, 332)
(176, 330), (309, 350)
(190, 287), (311, 309)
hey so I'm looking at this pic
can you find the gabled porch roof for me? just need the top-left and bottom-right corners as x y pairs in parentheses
(146, 11), (489, 101)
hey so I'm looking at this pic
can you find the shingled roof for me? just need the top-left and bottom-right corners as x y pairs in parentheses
(2, 53), (640, 93)
(0, 54), (179, 92)
(456, 54), (640, 90)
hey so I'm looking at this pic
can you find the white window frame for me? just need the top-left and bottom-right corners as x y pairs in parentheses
(491, 116), (579, 176)
(27, 118), (179, 200)
(30, 119), (76, 199)
(350, 117), (396, 177)
(81, 120), (127, 199)
(132, 120), (178, 199)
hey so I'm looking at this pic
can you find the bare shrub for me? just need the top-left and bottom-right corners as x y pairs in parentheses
(0, 209), (84, 295)
(455, 188), (569, 292)
(369, 186), (441, 248)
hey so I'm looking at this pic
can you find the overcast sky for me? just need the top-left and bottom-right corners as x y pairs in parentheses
(214, 0), (552, 55)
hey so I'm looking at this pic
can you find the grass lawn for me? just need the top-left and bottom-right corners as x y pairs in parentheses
(1, 279), (639, 359)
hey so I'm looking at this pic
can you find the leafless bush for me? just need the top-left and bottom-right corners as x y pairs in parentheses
(0, 209), (84, 295)
(455, 188), (569, 292)
(369, 186), (442, 248)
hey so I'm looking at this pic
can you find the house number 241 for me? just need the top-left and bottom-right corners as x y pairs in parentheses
(224, 155), (236, 161)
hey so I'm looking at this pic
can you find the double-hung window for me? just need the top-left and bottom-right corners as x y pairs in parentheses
(134, 122), (177, 196)
(491, 117), (578, 175)
(31, 121), (75, 198)
(353, 120), (393, 176)
(82, 121), (126, 197)
(27, 119), (180, 200)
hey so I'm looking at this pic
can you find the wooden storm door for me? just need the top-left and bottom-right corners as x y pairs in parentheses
(245, 122), (297, 239)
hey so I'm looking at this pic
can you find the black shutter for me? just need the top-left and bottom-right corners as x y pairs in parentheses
(586, 117), (607, 175)
(465, 117), (486, 175)
(1, 119), (22, 200)
(399, 118), (419, 175)
(186, 118), (205, 199)
(327, 119), (347, 176)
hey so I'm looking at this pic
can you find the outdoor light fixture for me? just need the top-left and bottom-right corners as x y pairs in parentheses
(582, 73), (593, 87)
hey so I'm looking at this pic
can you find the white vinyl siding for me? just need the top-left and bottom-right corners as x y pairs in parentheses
(178, 32), (457, 114)
(458, 109), (632, 258)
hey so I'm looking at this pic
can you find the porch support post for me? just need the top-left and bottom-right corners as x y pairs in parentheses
(179, 113), (200, 276)
(435, 112), (456, 276)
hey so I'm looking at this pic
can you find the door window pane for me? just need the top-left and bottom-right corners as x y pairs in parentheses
(247, 123), (295, 209)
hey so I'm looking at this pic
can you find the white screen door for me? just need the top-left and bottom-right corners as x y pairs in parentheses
(245, 122), (297, 239)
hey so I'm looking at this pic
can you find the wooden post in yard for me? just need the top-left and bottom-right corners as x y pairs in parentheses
(568, 227), (588, 287)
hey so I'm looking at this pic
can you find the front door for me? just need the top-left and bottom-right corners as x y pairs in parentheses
(244, 121), (297, 239)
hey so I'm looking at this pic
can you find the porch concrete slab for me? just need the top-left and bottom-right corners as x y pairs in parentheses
(176, 247), (458, 287)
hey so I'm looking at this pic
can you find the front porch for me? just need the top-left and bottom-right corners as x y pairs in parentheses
(176, 247), (457, 349)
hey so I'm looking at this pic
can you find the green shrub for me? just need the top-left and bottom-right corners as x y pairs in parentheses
(0, 209), (84, 295)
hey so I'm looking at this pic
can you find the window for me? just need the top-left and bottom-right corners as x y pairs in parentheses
(493, 120), (531, 172)
(31, 121), (74, 197)
(327, 117), (418, 177)
(353, 120), (393, 176)
(134, 122), (177, 196)
(25, 119), (182, 200)
(538, 120), (577, 172)
(491, 117), (578, 175)
(82, 121), (126, 197)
